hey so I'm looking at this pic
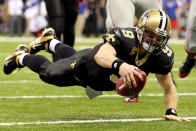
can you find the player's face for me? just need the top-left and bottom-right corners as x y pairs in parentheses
(143, 30), (165, 48)
(141, 29), (166, 53)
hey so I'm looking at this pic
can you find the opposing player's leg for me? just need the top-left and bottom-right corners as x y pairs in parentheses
(133, 0), (162, 20)
(105, 0), (135, 30)
(179, 56), (195, 78)
(63, 0), (79, 47)
(178, 0), (196, 78)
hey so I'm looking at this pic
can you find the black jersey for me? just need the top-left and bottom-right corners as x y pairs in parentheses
(101, 27), (174, 75)
(70, 27), (174, 91)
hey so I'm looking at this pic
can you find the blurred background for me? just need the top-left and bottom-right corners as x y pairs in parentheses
(0, 0), (191, 40)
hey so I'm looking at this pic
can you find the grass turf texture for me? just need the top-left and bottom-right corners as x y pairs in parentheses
(0, 39), (196, 130)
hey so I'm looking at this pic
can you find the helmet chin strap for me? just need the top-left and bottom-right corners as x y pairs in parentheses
(136, 27), (144, 42)
(135, 45), (151, 66)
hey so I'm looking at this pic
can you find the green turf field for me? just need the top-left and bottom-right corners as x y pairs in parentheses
(0, 38), (196, 130)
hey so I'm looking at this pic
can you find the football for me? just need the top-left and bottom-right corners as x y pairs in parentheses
(116, 69), (147, 96)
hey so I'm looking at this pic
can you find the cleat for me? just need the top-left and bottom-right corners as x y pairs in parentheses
(123, 94), (138, 103)
(123, 97), (138, 103)
(179, 56), (195, 78)
(15, 44), (28, 52)
(3, 45), (28, 75)
(28, 28), (56, 54)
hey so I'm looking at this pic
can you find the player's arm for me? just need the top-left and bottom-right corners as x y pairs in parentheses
(94, 42), (117, 68)
(155, 73), (190, 121)
(94, 42), (143, 87)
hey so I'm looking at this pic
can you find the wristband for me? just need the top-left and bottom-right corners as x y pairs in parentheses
(112, 59), (125, 73)
(165, 108), (177, 116)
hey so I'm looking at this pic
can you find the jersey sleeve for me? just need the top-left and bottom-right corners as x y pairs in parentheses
(102, 28), (123, 52)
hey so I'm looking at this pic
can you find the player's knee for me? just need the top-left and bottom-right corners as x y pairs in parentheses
(47, 68), (64, 81)
(39, 66), (64, 85)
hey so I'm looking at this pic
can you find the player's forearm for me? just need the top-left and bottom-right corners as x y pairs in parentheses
(156, 73), (178, 110)
(164, 85), (178, 110)
(94, 51), (118, 68)
(94, 43), (118, 68)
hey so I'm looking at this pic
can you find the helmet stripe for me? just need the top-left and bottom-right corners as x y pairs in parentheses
(158, 11), (163, 29)
(159, 10), (167, 31)
(164, 14), (168, 31)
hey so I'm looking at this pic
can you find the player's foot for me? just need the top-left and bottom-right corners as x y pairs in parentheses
(3, 45), (28, 75)
(178, 56), (195, 78)
(124, 94), (138, 103)
(123, 97), (138, 103)
(28, 28), (56, 54)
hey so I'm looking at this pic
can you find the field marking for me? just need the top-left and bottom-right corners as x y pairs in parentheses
(1, 75), (196, 84)
(0, 93), (195, 99)
(0, 80), (40, 83)
(0, 36), (184, 44)
(0, 117), (195, 126)
(0, 67), (183, 73)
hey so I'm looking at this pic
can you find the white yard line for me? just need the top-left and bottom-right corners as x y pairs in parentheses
(0, 93), (195, 99)
(0, 80), (40, 83)
(1, 75), (196, 84)
(0, 117), (195, 126)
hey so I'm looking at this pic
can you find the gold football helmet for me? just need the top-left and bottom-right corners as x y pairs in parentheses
(136, 9), (171, 54)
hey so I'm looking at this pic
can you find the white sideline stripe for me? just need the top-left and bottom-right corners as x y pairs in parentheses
(0, 93), (196, 99)
(0, 117), (195, 126)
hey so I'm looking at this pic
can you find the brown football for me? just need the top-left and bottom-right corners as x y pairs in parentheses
(116, 69), (147, 96)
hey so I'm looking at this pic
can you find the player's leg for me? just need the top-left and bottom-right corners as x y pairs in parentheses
(135, 0), (162, 19)
(44, 0), (65, 43)
(63, 0), (79, 47)
(105, 0), (135, 30)
(179, 1), (196, 78)
(49, 39), (77, 60)
(3, 44), (53, 76)
(3, 45), (29, 75)
(3, 45), (82, 87)
(23, 55), (81, 86)
(28, 28), (56, 54)
(28, 28), (77, 61)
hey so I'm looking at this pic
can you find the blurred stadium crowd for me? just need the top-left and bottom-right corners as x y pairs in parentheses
(0, 0), (191, 40)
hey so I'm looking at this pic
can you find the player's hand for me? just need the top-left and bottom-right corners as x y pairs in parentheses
(164, 115), (190, 121)
(119, 63), (143, 87)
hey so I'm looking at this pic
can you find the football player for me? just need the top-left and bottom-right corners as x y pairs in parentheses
(3, 9), (189, 121)
(105, 0), (163, 103)
(179, 0), (196, 78)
